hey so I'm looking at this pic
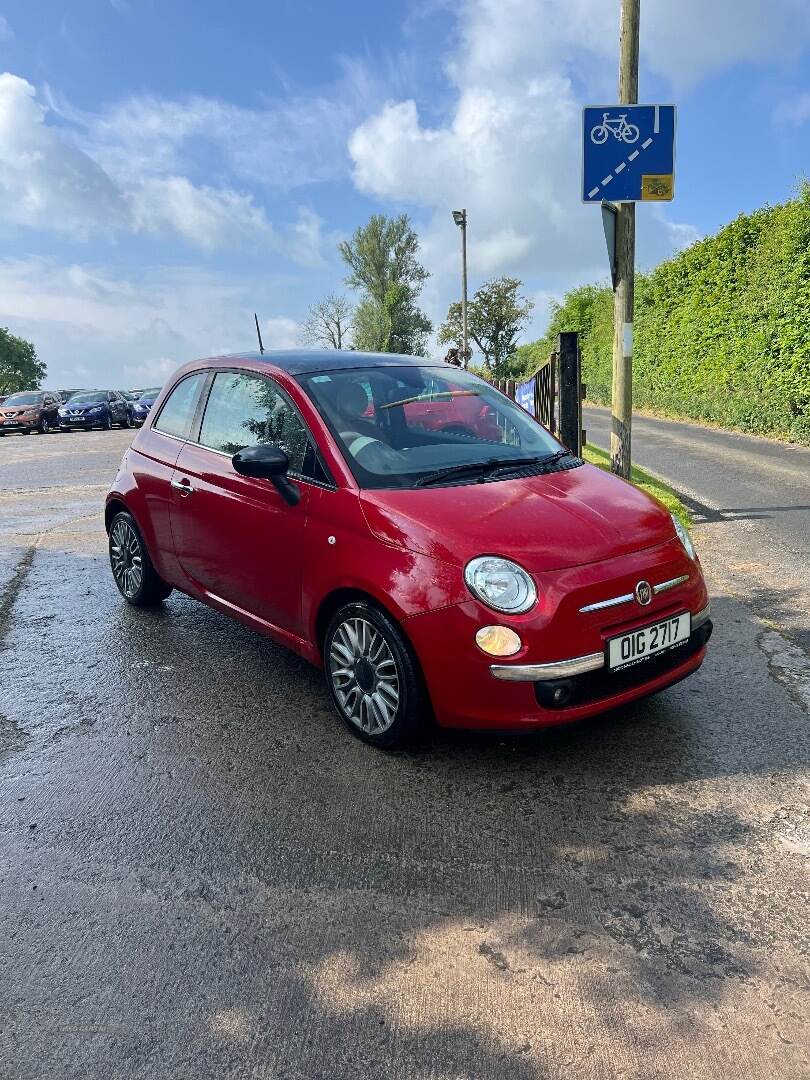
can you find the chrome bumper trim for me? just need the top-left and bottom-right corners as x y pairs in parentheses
(692, 602), (711, 629)
(490, 652), (605, 682)
(579, 573), (690, 613)
(579, 592), (634, 613)
(653, 574), (690, 594)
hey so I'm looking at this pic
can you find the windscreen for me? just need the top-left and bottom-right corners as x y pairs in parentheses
(4, 393), (44, 406)
(298, 365), (563, 489)
(68, 392), (108, 404)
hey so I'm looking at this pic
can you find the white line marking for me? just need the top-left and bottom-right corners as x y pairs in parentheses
(615, 161), (626, 173)
(628, 150), (639, 161)
(641, 137), (653, 149)
(654, 105), (660, 133)
(602, 174), (613, 185)
(588, 186), (600, 198)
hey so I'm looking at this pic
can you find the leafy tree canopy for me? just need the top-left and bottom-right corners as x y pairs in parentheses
(438, 276), (534, 378)
(339, 214), (432, 355)
(0, 328), (45, 394)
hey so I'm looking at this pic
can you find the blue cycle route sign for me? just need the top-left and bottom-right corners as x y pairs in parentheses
(582, 104), (676, 203)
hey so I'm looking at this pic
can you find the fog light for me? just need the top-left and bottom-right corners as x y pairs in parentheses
(475, 625), (522, 657)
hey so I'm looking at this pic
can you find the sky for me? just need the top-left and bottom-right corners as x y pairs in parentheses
(0, 0), (808, 388)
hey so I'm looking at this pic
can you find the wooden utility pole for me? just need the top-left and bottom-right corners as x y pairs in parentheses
(610, 0), (640, 478)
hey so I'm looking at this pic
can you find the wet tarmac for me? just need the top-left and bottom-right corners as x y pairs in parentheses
(1, 428), (807, 1078)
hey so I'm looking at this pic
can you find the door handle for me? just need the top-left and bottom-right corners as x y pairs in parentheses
(171, 478), (194, 497)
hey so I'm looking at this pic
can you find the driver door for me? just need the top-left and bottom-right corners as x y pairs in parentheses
(169, 369), (313, 636)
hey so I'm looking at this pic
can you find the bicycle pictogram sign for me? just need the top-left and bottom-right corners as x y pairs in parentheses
(589, 112), (640, 146)
(582, 104), (676, 203)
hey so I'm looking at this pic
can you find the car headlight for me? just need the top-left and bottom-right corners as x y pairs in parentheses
(88, 406), (103, 413)
(671, 513), (696, 560)
(464, 556), (538, 614)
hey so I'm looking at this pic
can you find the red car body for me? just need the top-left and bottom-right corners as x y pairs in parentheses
(106, 351), (711, 736)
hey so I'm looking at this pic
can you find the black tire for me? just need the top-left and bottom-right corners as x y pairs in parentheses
(323, 600), (428, 749)
(108, 510), (172, 606)
(124, 413), (135, 429)
(104, 415), (113, 431)
(39, 416), (51, 434)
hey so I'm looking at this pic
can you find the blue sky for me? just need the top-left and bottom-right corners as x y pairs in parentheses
(0, 0), (808, 387)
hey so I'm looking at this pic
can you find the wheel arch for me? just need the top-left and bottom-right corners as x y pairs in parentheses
(314, 587), (399, 657)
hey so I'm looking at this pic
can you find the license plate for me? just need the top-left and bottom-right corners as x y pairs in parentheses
(3, 419), (17, 425)
(608, 612), (691, 671)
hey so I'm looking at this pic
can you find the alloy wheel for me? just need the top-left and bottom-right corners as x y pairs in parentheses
(329, 617), (400, 735)
(110, 518), (143, 599)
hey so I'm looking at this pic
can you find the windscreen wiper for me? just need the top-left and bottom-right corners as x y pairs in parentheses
(415, 456), (545, 488)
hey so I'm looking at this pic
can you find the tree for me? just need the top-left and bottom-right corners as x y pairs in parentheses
(438, 277), (534, 378)
(300, 294), (353, 350)
(339, 214), (432, 354)
(0, 328), (45, 394)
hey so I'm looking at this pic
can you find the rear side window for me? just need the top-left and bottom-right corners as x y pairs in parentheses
(198, 371), (309, 471)
(153, 373), (206, 439)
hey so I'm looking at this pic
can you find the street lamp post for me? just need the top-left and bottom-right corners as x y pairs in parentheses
(452, 209), (468, 366)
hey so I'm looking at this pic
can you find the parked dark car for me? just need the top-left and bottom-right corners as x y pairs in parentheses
(130, 387), (162, 425)
(58, 390), (132, 431)
(0, 390), (62, 434)
(58, 389), (86, 403)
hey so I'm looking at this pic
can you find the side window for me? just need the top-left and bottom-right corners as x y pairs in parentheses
(153, 373), (206, 440)
(198, 371), (309, 473)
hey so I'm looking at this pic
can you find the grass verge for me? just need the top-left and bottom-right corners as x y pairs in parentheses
(582, 443), (690, 527)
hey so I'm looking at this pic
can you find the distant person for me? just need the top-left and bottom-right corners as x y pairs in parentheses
(444, 347), (462, 367)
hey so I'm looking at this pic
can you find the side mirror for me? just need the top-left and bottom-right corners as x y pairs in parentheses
(232, 445), (300, 506)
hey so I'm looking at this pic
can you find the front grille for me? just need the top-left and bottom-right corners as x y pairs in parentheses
(534, 620), (712, 709)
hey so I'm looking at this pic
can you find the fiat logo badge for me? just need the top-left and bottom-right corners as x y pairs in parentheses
(635, 580), (652, 606)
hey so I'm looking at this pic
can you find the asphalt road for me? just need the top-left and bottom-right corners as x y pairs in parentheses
(1, 427), (808, 1079)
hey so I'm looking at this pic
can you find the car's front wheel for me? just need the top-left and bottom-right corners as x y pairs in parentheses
(109, 511), (172, 606)
(324, 601), (428, 749)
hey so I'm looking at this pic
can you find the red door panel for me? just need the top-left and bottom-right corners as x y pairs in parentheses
(169, 442), (308, 635)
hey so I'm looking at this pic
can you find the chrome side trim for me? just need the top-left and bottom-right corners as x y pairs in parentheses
(692, 602), (711, 629)
(579, 592), (634, 613)
(490, 652), (605, 682)
(653, 574), (689, 594)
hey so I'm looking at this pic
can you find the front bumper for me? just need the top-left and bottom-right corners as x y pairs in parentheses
(404, 540), (711, 731)
(1, 419), (38, 431)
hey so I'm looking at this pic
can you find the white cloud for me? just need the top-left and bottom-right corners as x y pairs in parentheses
(0, 256), (302, 386)
(262, 316), (300, 351)
(0, 16), (14, 42)
(0, 72), (330, 259)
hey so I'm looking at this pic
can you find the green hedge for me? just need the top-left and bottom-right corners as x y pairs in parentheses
(521, 185), (810, 443)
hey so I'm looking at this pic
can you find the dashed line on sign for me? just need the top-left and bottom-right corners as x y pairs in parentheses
(587, 135), (654, 199)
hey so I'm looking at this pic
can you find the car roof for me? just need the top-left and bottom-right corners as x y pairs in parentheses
(210, 350), (439, 376)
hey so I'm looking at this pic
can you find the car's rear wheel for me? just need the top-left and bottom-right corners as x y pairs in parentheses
(109, 511), (172, 606)
(324, 601), (427, 749)
(39, 416), (51, 434)
(104, 415), (112, 431)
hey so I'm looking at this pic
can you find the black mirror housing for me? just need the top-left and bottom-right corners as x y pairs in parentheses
(231, 445), (300, 506)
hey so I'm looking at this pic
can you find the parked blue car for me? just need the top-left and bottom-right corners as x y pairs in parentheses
(58, 390), (132, 431)
(130, 387), (163, 425)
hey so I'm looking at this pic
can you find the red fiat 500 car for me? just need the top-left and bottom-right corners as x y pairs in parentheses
(105, 351), (711, 748)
